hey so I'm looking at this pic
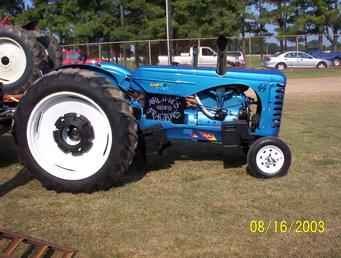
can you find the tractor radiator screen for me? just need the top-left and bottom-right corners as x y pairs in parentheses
(144, 94), (185, 123)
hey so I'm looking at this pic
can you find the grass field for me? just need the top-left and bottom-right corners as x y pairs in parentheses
(284, 68), (341, 79)
(1, 78), (341, 257)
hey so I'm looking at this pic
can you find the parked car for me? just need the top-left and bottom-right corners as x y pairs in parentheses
(159, 47), (245, 66)
(263, 51), (332, 70)
(226, 51), (246, 66)
(307, 49), (341, 66)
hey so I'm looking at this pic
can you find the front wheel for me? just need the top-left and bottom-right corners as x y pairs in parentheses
(316, 62), (327, 69)
(247, 137), (291, 178)
(15, 68), (138, 193)
(333, 58), (341, 67)
(275, 63), (286, 70)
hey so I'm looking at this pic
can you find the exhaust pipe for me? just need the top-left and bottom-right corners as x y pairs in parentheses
(216, 35), (228, 75)
(192, 42), (199, 68)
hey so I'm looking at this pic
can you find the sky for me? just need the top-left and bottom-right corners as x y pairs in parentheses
(24, 0), (32, 8)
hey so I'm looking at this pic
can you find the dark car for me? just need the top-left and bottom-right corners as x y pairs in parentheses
(308, 49), (341, 66)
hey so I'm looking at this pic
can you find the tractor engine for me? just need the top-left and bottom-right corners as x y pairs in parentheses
(184, 86), (251, 127)
(142, 86), (255, 127)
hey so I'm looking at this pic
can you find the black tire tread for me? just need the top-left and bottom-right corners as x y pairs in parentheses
(15, 68), (138, 193)
(0, 25), (49, 94)
(46, 33), (63, 68)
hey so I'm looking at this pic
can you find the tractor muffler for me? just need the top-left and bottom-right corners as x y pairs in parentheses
(216, 35), (228, 75)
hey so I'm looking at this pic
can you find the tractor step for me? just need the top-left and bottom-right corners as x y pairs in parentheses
(141, 125), (169, 155)
(222, 120), (252, 147)
(0, 228), (77, 258)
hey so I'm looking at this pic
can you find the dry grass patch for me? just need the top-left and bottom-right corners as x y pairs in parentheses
(1, 89), (341, 257)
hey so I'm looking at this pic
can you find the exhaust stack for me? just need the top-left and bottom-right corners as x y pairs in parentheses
(216, 35), (228, 75)
(192, 46), (199, 69)
(192, 42), (199, 68)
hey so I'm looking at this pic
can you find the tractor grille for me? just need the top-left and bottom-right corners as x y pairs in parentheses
(272, 84), (285, 128)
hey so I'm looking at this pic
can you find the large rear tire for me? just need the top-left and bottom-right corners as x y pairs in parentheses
(0, 26), (49, 94)
(14, 68), (138, 193)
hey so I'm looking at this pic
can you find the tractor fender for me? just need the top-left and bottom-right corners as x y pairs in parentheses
(57, 64), (131, 92)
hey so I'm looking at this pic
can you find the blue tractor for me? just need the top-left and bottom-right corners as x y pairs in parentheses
(14, 36), (292, 192)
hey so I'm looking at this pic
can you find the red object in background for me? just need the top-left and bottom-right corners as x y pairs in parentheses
(62, 49), (107, 65)
(0, 16), (12, 26)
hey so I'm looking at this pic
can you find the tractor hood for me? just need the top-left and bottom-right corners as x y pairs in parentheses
(133, 66), (286, 82)
(131, 65), (286, 97)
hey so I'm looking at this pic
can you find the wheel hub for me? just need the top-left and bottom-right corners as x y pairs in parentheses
(0, 37), (27, 84)
(256, 145), (285, 174)
(263, 153), (277, 168)
(53, 113), (94, 155)
(1, 56), (9, 66)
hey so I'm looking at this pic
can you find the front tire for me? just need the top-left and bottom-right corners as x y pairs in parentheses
(247, 137), (291, 178)
(333, 57), (341, 67)
(275, 63), (286, 70)
(316, 62), (327, 69)
(15, 68), (138, 192)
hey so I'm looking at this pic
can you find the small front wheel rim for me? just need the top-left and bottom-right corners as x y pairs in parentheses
(27, 91), (113, 181)
(256, 145), (285, 175)
(0, 37), (27, 84)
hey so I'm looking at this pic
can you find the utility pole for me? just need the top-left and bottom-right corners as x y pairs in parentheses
(120, 2), (126, 66)
(120, 4), (124, 27)
(165, 0), (172, 64)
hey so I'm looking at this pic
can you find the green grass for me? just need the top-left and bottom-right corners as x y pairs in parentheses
(284, 68), (341, 79)
(1, 94), (341, 257)
(246, 55), (262, 68)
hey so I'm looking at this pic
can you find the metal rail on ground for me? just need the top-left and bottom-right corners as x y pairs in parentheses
(0, 228), (77, 258)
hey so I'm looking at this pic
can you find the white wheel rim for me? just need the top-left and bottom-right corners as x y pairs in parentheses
(27, 91), (113, 181)
(256, 145), (285, 175)
(334, 59), (340, 66)
(0, 37), (27, 84)
(278, 64), (285, 70)
(318, 63), (326, 69)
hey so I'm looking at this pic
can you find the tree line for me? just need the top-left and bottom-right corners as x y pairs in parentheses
(1, 0), (341, 51)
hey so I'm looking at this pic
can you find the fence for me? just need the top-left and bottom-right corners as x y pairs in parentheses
(62, 34), (341, 67)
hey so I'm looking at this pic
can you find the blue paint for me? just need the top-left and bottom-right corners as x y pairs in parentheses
(80, 63), (287, 143)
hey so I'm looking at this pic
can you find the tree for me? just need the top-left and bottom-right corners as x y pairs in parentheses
(264, 0), (294, 51)
(172, 0), (246, 38)
(291, 0), (341, 50)
(0, 0), (25, 17)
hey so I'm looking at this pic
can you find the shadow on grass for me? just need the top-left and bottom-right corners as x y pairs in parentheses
(116, 142), (246, 187)
(0, 135), (18, 167)
(0, 135), (33, 197)
(0, 168), (33, 197)
(145, 142), (246, 172)
(0, 141), (247, 194)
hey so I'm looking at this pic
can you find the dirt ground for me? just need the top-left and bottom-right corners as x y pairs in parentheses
(286, 76), (341, 95)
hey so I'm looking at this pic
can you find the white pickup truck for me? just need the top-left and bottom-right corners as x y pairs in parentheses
(158, 46), (245, 67)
